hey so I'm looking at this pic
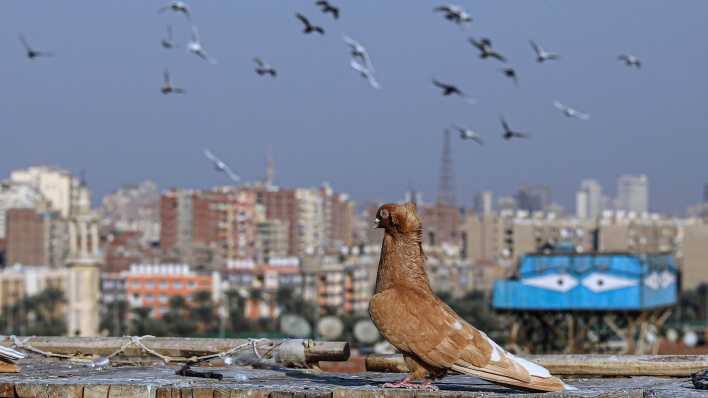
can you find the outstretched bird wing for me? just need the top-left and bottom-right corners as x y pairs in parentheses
(370, 287), (567, 392)
(529, 40), (541, 56)
(500, 116), (510, 132)
(18, 34), (31, 51)
(296, 13), (311, 28)
(253, 57), (265, 67)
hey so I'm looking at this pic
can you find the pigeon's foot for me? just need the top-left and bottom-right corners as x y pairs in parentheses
(382, 377), (438, 391)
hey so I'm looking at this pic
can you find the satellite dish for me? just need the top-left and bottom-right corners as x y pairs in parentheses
(280, 314), (311, 338)
(317, 316), (344, 340)
(666, 328), (678, 343)
(373, 340), (396, 354)
(353, 320), (380, 344)
(683, 331), (698, 347)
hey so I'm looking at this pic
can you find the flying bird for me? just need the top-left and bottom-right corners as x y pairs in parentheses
(554, 101), (590, 120)
(343, 35), (374, 72)
(369, 203), (570, 392)
(161, 69), (185, 95)
(618, 54), (641, 68)
(529, 41), (559, 63)
(350, 59), (380, 89)
(432, 79), (476, 104)
(296, 13), (325, 35)
(433, 4), (472, 27)
(161, 25), (177, 49)
(158, 1), (191, 19)
(469, 37), (506, 62)
(186, 26), (217, 64)
(500, 68), (518, 86)
(452, 126), (483, 145)
(254, 58), (277, 77)
(204, 149), (240, 183)
(18, 34), (53, 59)
(315, 1), (339, 19)
(500, 116), (529, 140)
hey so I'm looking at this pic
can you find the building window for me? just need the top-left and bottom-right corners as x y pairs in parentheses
(131, 281), (141, 289)
(159, 280), (168, 289)
(145, 281), (155, 289)
(173, 281), (182, 289)
(159, 295), (168, 303)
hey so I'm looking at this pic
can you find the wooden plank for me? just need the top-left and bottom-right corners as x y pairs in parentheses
(15, 384), (84, 398)
(107, 385), (156, 398)
(0, 384), (14, 398)
(84, 385), (111, 398)
(365, 353), (708, 377)
(1, 337), (348, 364)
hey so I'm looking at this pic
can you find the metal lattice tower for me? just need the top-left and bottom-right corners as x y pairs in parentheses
(265, 146), (275, 188)
(436, 129), (456, 206)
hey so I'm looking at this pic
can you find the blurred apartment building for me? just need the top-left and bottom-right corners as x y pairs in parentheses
(160, 188), (258, 266)
(463, 209), (708, 291)
(101, 181), (160, 245)
(10, 166), (90, 218)
(121, 263), (218, 318)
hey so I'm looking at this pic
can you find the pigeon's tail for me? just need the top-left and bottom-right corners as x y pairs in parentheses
(451, 333), (573, 393)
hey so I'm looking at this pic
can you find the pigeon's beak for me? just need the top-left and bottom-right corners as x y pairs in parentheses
(374, 218), (381, 228)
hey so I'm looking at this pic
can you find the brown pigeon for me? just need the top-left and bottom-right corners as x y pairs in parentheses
(369, 202), (571, 392)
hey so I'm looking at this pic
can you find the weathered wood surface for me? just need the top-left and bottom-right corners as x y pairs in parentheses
(0, 356), (702, 398)
(0, 337), (349, 364)
(366, 353), (708, 377)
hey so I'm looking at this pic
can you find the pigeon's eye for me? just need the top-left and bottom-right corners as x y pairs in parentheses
(380, 209), (389, 219)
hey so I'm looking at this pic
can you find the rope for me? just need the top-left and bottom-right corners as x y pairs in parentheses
(6, 335), (287, 368)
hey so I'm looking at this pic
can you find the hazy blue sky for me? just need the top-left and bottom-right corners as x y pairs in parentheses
(2, 1), (707, 213)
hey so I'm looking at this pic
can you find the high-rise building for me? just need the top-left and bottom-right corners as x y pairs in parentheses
(160, 188), (257, 264)
(575, 179), (604, 219)
(516, 185), (551, 212)
(0, 181), (45, 239)
(101, 181), (160, 244)
(616, 174), (649, 213)
(5, 208), (67, 267)
(321, 185), (355, 253)
(473, 191), (493, 215)
(10, 166), (90, 218)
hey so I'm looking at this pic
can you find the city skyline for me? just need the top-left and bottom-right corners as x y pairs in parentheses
(2, 1), (707, 214)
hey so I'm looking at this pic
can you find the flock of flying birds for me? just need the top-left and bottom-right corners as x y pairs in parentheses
(16, 2), (644, 177)
(429, 4), (641, 146)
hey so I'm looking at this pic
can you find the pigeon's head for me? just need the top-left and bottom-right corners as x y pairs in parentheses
(374, 202), (421, 235)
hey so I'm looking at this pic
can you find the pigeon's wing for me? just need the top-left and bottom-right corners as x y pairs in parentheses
(18, 34), (31, 51)
(468, 37), (481, 49)
(315, 0), (327, 5)
(434, 5), (453, 13)
(432, 79), (449, 90)
(553, 100), (565, 111)
(190, 25), (200, 42)
(296, 13), (310, 26)
(492, 52), (507, 62)
(529, 40), (541, 55)
(500, 116), (510, 132)
(370, 287), (567, 392)
(253, 57), (265, 67)
(350, 59), (367, 74)
(204, 149), (220, 163)
(222, 164), (240, 183)
(472, 136), (484, 145)
(342, 35), (360, 50)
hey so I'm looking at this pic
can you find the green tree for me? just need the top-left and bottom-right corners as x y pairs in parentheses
(100, 300), (129, 336)
(129, 307), (168, 336)
(190, 290), (218, 335)
(163, 296), (197, 336)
